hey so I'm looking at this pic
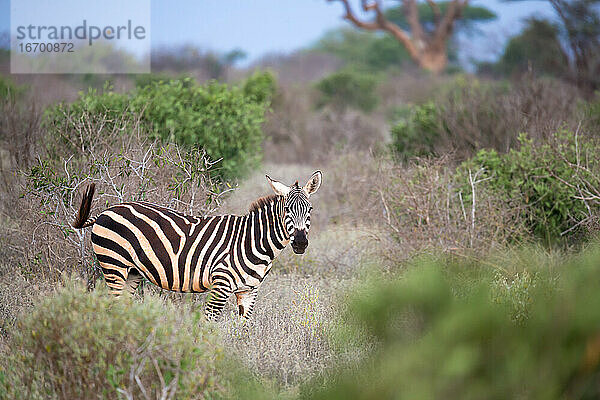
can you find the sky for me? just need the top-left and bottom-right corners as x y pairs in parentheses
(1, 0), (554, 66)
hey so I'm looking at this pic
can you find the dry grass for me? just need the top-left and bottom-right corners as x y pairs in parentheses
(0, 272), (51, 338)
(219, 273), (343, 386)
(273, 223), (385, 277)
(222, 151), (384, 233)
(436, 75), (583, 157)
(262, 84), (387, 165)
(376, 156), (527, 262)
(102, 260), (362, 388)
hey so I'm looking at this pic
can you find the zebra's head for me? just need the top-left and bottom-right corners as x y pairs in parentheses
(266, 171), (322, 254)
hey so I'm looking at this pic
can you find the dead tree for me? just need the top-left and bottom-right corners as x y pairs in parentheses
(327, 0), (470, 73)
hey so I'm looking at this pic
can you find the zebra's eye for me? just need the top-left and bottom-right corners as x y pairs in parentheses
(308, 206), (313, 212)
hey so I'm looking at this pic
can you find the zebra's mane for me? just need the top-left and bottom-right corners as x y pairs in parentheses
(248, 194), (279, 213)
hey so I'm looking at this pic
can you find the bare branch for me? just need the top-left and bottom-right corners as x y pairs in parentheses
(432, 0), (467, 46)
(328, 0), (380, 30)
(329, 0), (420, 59)
(403, 0), (426, 43)
(426, 0), (442, 25)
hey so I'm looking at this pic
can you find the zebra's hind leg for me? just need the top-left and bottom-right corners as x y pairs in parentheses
(204, 282), (233, 322)
(235, 287), (259, 320)
(99, 265), (128, 297)
(125, 269), (144, 296)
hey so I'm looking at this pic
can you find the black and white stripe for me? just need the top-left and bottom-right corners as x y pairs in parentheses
(73, 171), (322, 321)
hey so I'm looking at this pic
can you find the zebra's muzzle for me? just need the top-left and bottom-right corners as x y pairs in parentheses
(291, 229), (308, 254)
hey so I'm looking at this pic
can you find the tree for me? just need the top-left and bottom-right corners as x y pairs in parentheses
(326, 0), (493, 73)
(505, 0), (600, 92)
(314, 28), (412, 71)
(384, 1), (496, 34)
(550, 0), (600, 91)
(315, 3), (495, 72)
(493, 18), (569, 77)
(316, 67), (379, 112)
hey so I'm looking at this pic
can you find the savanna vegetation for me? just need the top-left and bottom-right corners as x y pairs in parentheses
(2, 1), (600, 398)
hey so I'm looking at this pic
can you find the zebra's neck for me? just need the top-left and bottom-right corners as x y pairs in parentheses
(247, 195), (289, 260)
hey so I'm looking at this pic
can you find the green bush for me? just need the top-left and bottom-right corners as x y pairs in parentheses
(315, 68), (379, 113)
(301, 247), (600, 400)
(0, 283), (228, 399)
(389, 77), (511, 159)
(0, 75), (26, 103)
(493, 18), (568, 78)
(45, 74), (273, 180)
(242, 70), (277, 104)
(457, 131), (600, 244)
(133, 73), (194, 89)
(389, 102), (440, 159)
(583, 93), (600, 132)
(313, 28), (411, 72)
(132, 79), (265, 179)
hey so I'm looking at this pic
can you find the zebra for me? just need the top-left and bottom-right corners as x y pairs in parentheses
(72, 171), (322, 321)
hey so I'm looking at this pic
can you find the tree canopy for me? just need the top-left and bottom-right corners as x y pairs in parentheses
(325, 0), (496, 73)
(317, 2), (496, 72)
(491, 18), (569, 77)
(385, 2), (497, 33)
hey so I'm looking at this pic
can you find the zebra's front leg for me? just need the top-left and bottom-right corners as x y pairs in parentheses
(235, 287), (259, 320)
(204, 283), (233, 322)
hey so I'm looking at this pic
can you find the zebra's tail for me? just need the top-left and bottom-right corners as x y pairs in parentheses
(72, 183), (97, 229)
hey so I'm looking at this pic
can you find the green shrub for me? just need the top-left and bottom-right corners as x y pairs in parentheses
(388, 77), (510, 159)
(0, 75), (26, 103)
(313, 28), (411, 72)
(495, 18), (568, 78)
(315, 68), (379, 113)
(132, 79), (265, 179)
(0, 282), (228, 399)
(242, 70), (277, 104)
(45, 75), (272, 180)
(133, 73), (194, 89)
(583, 92), (600, 133)
(389, 102), (440, 159)
(43, 85), (130, 158)
(457, 131), (600, 244)
(302, 247), (600, 399)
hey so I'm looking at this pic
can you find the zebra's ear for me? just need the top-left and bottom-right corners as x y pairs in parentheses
(303, 170), (322, 197)
(266, 174), (291, 196)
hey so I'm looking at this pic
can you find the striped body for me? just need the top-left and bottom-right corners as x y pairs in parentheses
(74, 171), (321, 321)
(92, 200), (288, 294)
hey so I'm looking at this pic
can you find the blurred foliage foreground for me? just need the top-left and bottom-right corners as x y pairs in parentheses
(0, 284), (231, 399)
(302, 246), (600, 400)
(5, 246), (600, 399)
